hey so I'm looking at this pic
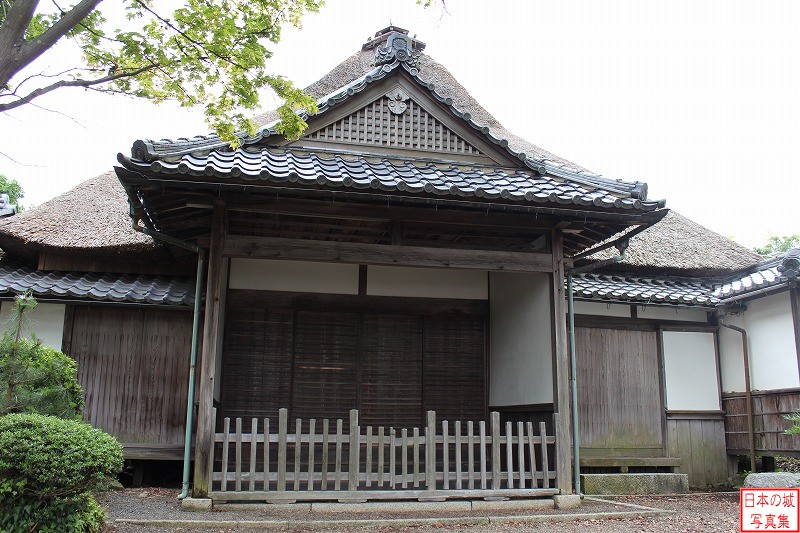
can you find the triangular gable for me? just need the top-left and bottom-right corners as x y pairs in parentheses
(303, 87), (485, 157)
(279, 53), (521, 166)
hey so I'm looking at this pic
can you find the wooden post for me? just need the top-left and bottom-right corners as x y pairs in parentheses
(278, 409), (288, 491)
(321, 419), (329, 489)
(550, 228), (573, 494)
(348, 409), (359, 491)
(539, 421), (550, 489)
(491, 411), (500, 490)
(294, 419), (302, 491)
(426, 411), (436, 490)
(192, 200), (226, 498)
(249, 418), (257, 491)
(791, 287), (800, 379)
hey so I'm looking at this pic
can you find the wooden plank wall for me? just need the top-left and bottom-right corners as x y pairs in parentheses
(722, 388), (800, 456)
(65, 305), (194, 455)
(575, 327), (663, 456)
(666, 413), (729, 488)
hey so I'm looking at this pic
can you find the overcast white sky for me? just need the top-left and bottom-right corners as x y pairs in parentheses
(0, 0), (797, 247)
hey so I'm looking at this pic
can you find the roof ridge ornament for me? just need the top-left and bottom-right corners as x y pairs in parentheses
(778, 248), (800, 279)
(373, 32), (421, 71)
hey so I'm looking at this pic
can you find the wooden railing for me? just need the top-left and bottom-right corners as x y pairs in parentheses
(723, 388), (800, 456)
(208, 408), (558, 502)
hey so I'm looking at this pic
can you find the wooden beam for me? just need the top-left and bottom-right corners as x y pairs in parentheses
(549, 228), (573, 494)
(222, 235), (553, 272)
(227, 290), (488, 316)
(208, 488), (559, 502)
(124, 443), (188, 461)
(192, 194), (574, 232)
(193, 200), (226, 498)
(574, 315), (715, 332)
(579, 457), (682, 468)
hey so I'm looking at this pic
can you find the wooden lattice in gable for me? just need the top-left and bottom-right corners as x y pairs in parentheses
(306, 88), (484, 155)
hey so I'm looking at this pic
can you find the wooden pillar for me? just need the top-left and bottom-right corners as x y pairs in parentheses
(791, 287), (800, 379)
(193, 200), (226, 498)
(550, 228), (573, 493)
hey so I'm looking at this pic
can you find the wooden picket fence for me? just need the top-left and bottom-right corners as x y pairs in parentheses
(208, 408), (558, 502)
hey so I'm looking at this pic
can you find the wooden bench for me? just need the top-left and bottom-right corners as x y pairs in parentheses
(580, 456), (682, 473)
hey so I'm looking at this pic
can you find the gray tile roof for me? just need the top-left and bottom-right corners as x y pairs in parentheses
(120, 148), (662, 211)
(575, 247), (800, 308)
(711, 253), (795, 300)
(0, 263), (195, 306)
(573, 273), (718, 307)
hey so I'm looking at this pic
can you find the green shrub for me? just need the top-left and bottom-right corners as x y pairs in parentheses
(0, 334), (84, 418)
(0, 413), (123, 532)
(0, 492), (106, 533)
(788, 411), (800, 435)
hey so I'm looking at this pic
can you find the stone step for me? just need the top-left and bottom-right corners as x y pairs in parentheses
(581, 473), (689, 495)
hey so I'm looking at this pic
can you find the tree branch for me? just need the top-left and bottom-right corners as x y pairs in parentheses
(0, 65), (155, 112)
(0, 0), (40, 87)
(135, 0), (250, 72)
(12, 0), (103, 82)
(10, 66), (97, 95)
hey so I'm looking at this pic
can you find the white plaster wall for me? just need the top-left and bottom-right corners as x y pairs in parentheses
(573, 300), (630, 317)
(0, 301), (65, 350)
(638, 305), (709, 323)
(662, 331), (720, 410)
(489, 272), (553, 406)
(228, 258), (359, 294)
(367, 266), (488, 300)
(743, 292), (799, 391)
(718, 291), (800, 392)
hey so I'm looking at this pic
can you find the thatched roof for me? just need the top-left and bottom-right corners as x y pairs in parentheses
(592, 211), (763, 276)
(0, 172), (160, 261)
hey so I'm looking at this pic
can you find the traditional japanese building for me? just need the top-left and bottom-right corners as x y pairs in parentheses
(0, 26), (796, 502)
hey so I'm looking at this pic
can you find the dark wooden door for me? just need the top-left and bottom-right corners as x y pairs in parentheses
(66, 305), (194, 447)
(220, 291), (487, 429)
(575, 327), (664, 456)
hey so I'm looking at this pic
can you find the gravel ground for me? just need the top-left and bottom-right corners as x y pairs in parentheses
(101, 489), (739, 532)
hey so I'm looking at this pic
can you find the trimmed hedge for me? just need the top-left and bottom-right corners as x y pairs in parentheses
(0, 413), (123, 532)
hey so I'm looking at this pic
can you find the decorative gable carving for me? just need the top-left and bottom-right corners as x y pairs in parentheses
(305, 92), (484, 156)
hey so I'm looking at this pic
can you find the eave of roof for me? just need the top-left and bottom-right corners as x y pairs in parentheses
(0, 262), (195, 306)
(574, 247), (800, 308)
(118, 147), (663, 212)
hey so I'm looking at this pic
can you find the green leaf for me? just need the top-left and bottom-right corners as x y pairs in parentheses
(2, 0), (327, 143)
